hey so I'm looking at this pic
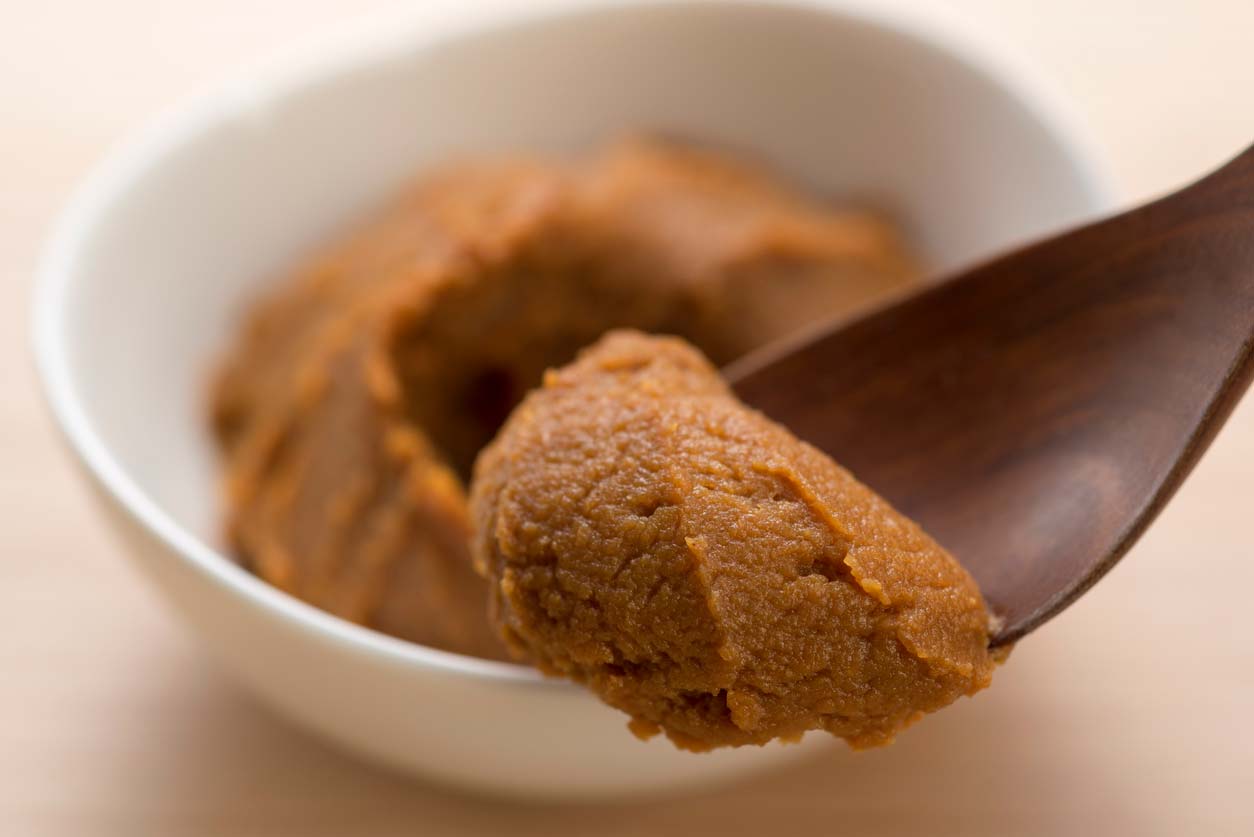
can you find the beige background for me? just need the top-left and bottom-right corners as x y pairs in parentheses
(3, 1), (1253, 834)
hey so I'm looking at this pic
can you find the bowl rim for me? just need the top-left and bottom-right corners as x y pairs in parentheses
(30, 0), (1117, 689)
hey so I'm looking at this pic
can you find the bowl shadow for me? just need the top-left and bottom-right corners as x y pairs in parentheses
(84, 636), (1151, 837)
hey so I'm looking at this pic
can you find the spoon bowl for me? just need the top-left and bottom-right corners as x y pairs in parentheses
(730, 145), (1254, 646)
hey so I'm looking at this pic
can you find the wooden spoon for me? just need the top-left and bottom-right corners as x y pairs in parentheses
(727, 145), (1254, 647)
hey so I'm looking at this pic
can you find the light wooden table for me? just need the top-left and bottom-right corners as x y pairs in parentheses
(3, 1), (1253, 834)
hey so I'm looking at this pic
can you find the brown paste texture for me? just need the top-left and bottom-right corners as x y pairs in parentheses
(471, 331), (996, 750)
(211, 140), (916, 660)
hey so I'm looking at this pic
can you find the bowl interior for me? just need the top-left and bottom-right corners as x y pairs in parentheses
(43, 1), (1109, 641)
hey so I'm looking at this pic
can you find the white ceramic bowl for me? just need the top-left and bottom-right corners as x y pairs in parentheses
(33, 0), (1113, 799)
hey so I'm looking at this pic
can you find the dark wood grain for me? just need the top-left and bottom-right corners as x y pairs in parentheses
(729, 145), (1254, 646)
